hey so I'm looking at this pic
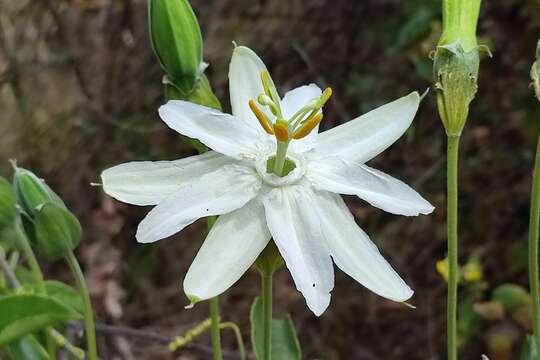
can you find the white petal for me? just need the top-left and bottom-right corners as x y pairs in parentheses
(184, 199), (271, 302)
(136, 164), (261, 243)
(158, 100), (260, 159)
(314, 92), (420, 163)
(315, 191), (413, 302)
(101, 151), (233, 206)
(310, 160), (434, 216)
(229, 45), (271, 136)
(262, 185), (334, 316)
(281, 84), (323, 154)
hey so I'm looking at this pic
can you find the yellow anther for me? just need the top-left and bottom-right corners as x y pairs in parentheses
(293, 113), (324, 139)
(249, 100), (274, 135)
(320, 87), (333, 105)
(273, 121), (290, 142)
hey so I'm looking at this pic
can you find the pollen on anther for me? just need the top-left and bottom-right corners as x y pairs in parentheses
(273, 122), (289, 141)
(293, 113), (324, 140)
(248, 100), (274, 135)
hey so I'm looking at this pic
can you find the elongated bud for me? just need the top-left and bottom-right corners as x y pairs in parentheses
(34, 202), (82, 261)
(149, 0), (203, 95)
(12, 166), (66, 216)
(433, 0), (485, 136)
(531, 39), (540, 101)
(0, 177), (16, 228)
(249, 100), (274, 135)
(293, 113), (323, 139)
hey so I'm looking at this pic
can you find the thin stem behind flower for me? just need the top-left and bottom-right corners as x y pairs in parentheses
(446, 134), (460, 360)
(529, 131), (540, 356)
(65, 250), (97, 360)
(262, 272), (273, 360)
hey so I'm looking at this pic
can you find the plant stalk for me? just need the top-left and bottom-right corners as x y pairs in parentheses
(529, 131), (540, 357)
(447, 134), (460, 360)
(261, 272), (273, 360)
(209, 297), (222, 360)
(65, 251), (97, 360)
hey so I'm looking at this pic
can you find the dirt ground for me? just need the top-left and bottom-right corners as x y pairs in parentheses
(2, 0), (540, 359)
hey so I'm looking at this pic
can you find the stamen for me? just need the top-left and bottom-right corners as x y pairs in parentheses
(273, 121), (290, 142)
(249, 100), (274, 135)
(293, 113), (324, 139)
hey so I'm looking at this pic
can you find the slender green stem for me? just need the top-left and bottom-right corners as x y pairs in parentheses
(261, 272), (273, 360)
(14, 218), (56, 359)
(209, 297), (222, 360)
(447, 134), (460, 360)
(65, 251), (97, 360)
(219, 322), (246, 360)
(273, 140), (290, 176)
(529, 131), (540, 357)
(206, 215), (223, 360)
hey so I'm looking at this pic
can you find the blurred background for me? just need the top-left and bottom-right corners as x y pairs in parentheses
(1, 0), (540, 359)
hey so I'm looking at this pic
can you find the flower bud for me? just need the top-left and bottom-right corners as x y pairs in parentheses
(0, 177), (16, 228)
(34, 202), (82, 261)
(149, 0), (204, 95)
(12, 166), (65, 217)
(433, 0), (484, 136)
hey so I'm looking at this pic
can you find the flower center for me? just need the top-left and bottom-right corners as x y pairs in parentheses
(248, 70), (332, 177)
(255, 152), (306, 187)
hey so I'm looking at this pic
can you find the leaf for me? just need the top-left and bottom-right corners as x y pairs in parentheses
(250, 296), (301, 360)
(25, 281), (84, 315)
(6, 335), (49, 360)
(0, 293), (81, 346)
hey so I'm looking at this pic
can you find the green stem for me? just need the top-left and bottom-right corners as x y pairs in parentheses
(529, 131), (540, 358)
(14, 218), (56, 359)
(447, 134), (460, 360)
(65, 251), (97, 360)
(209, 297), (222, 360)
(219, 322), (246, 360)
(261, 272), (273, 360)
(273, 140), (289, 176)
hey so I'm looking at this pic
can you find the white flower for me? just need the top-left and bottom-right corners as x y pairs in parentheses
(101, 46), (434, 316)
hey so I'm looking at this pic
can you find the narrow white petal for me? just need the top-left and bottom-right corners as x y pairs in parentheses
(310, 160), (434, 216)
(281, 84), (323, 154)
(158, 100), (260, 159)
(314, 92), (420, 163)
(136, 164), (261, 243)
(229, 45), (271, 136)
(263, 185), (334, 316)
(315, 191), (413, 302)
(184, 199), (271, 302)
(101, 152), (233, 206)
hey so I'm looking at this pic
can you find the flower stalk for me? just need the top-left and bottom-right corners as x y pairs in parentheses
(434, 1), (483, 359)
(529, 39), (540, 358)
(65, 250), (97, 360)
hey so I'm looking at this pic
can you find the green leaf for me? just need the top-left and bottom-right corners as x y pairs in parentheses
(0, 176), (16, 228)
(0, 293), (81, 346)
(26, 281), (84, 315)
(34, 202), (82, 261)
(492, 284), (531, 311)
(6, 335), (49, 360)
(250, 296), (301, 360)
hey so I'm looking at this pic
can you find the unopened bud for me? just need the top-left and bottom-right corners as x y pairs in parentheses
(12, 166), (65, 217)
(34, 202), (82, 261)
(150, 0), (204, 95)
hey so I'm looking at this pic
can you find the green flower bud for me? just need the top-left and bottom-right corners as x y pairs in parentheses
(0, 177), (16, 228)
(34, 202), (81, 261)
(149, 0), (204, 95)
(12, 166), (65, 217)
(434, 0), (485, 136)
(165, 73), (221, 110)
(531, 39), (540, 101)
